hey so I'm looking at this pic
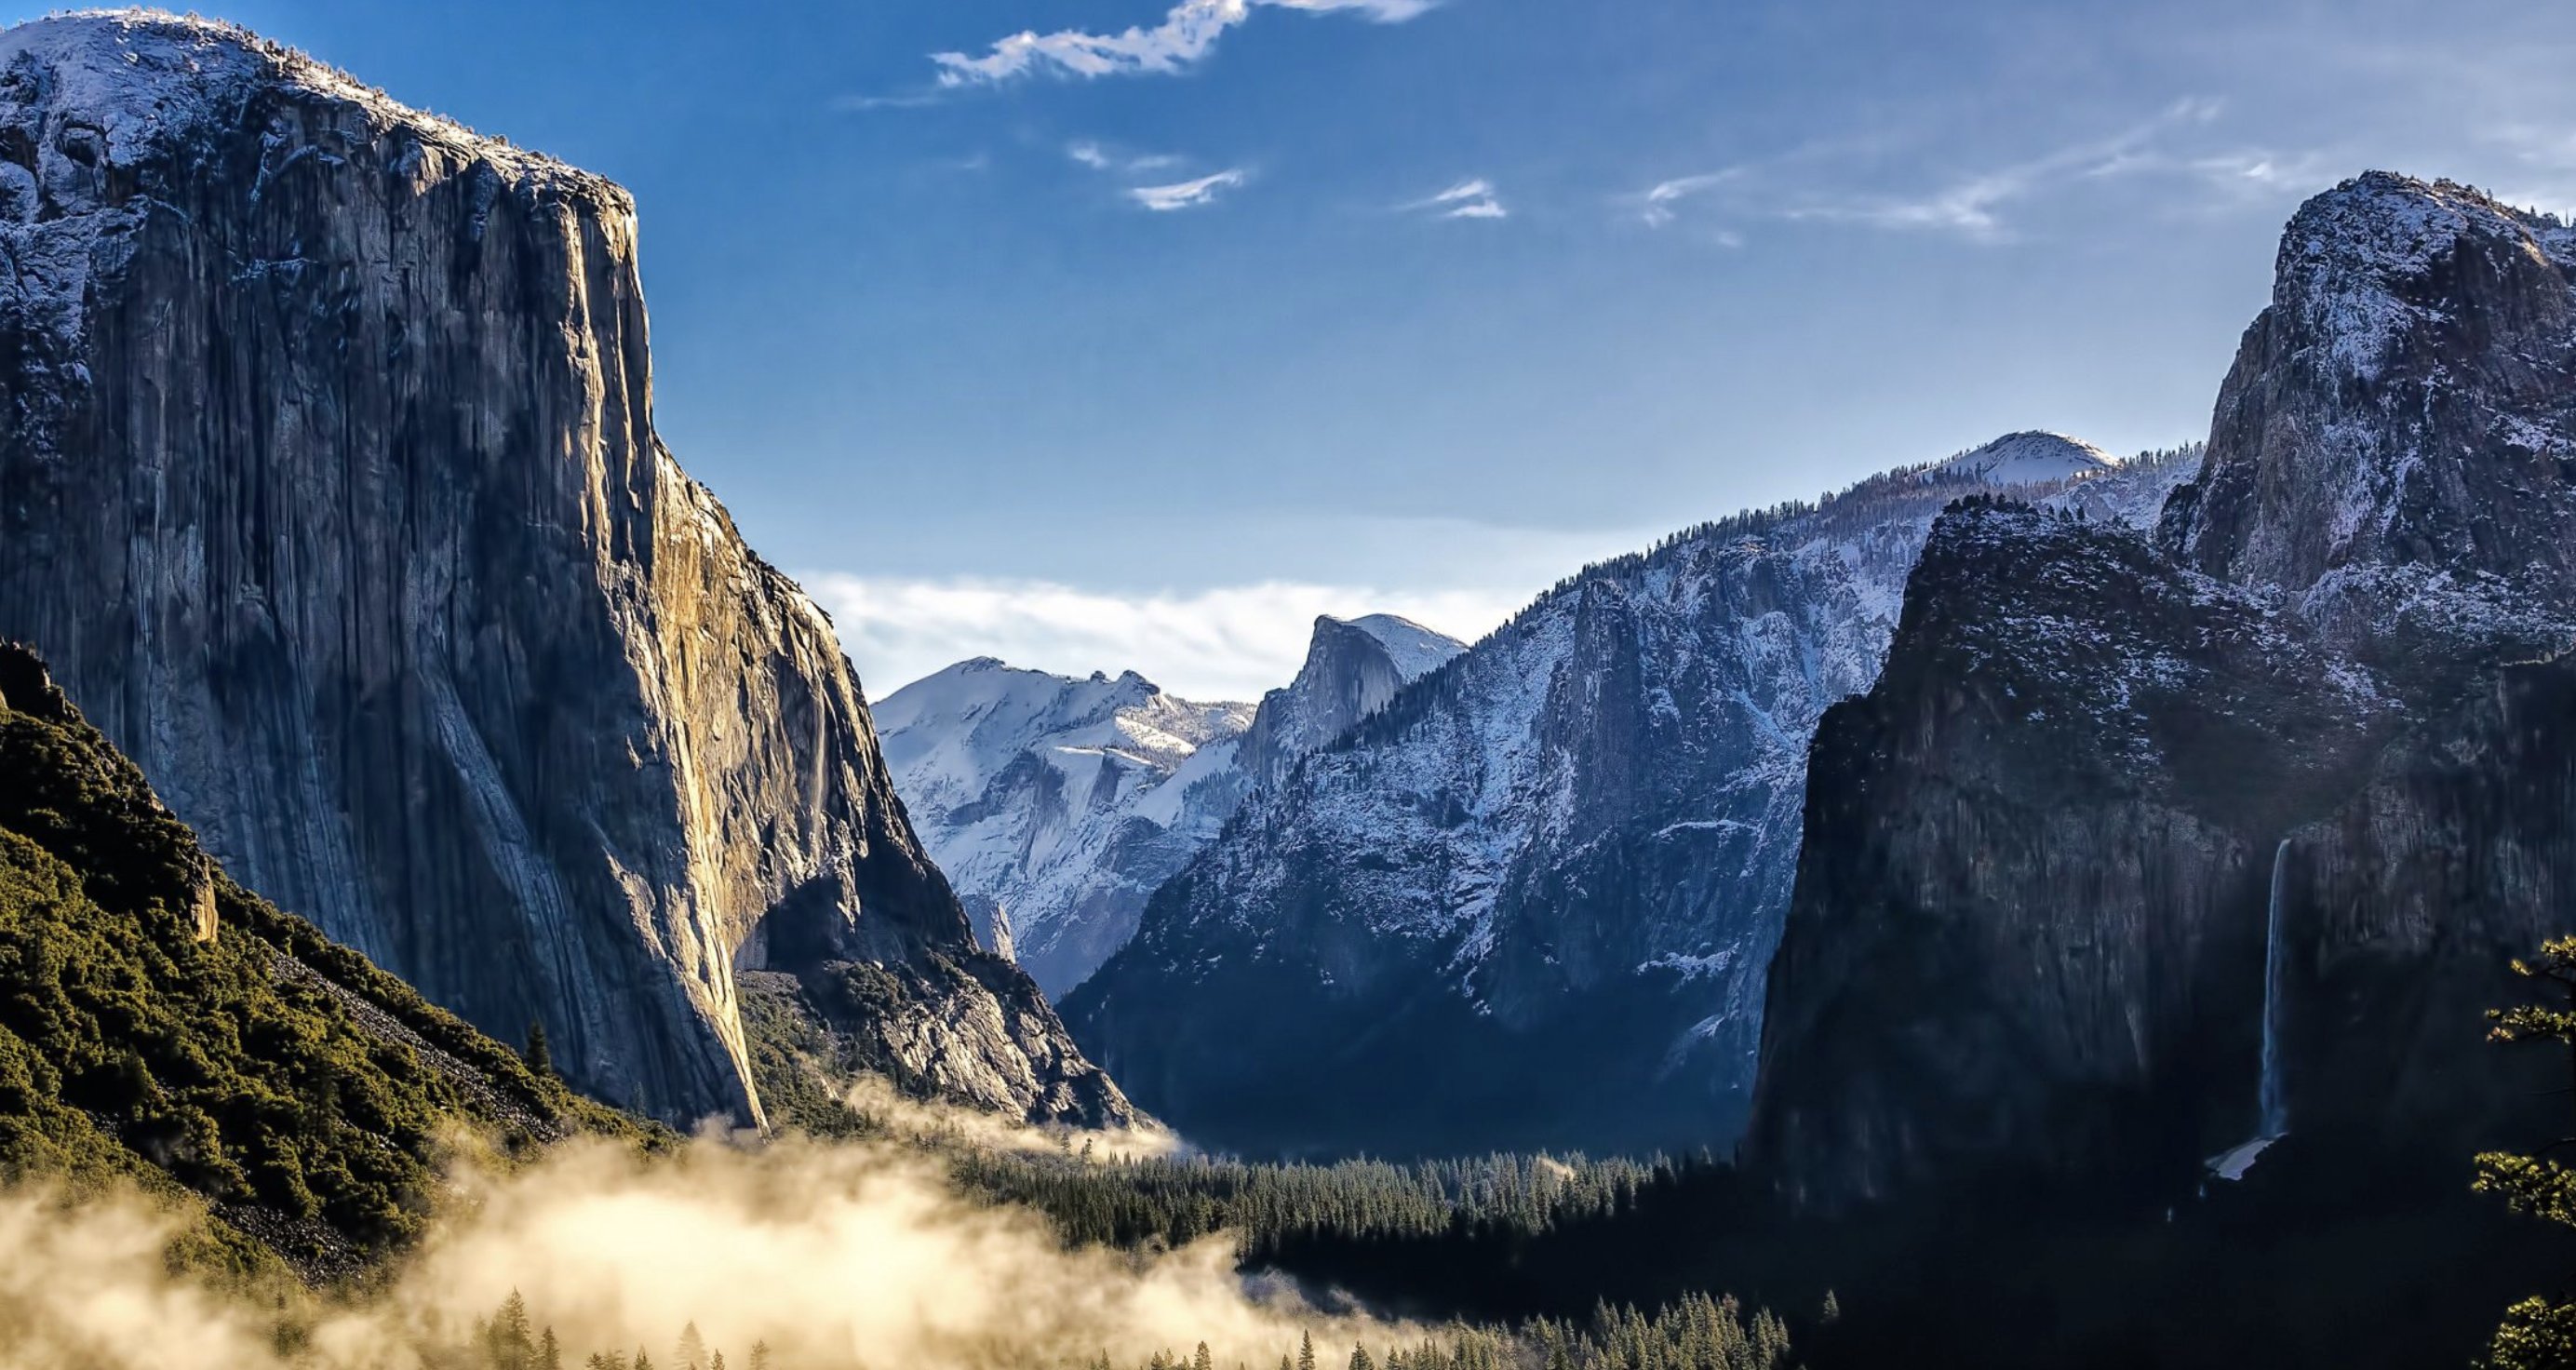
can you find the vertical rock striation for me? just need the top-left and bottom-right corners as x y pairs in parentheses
(0, 12), (1129, 1128)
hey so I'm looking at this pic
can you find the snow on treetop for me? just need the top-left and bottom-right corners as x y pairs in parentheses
(0, 8), (611, 197)
(1936, 431), (2116, 486)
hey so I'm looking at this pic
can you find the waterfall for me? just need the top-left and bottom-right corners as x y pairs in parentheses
(2257, 838), (2292, 1137)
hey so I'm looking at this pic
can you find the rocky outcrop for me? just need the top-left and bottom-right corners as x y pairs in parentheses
(1747, 503), (2406, 1203)
(1238, 615), (1466, 790)
(1066, 448), (2191, 1159)
(0, 12), (1129, 1128)
(2163, 174), (2576, 600)
(1750, 173), (2576, 1208)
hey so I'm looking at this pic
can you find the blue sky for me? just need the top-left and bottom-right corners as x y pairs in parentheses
(16, 1), (2576, 697)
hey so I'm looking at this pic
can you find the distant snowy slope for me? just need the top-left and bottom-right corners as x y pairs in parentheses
(879, 615), (1463, 997)
(876, 663), (1253, 994)
(2045, 443), (2207, 527)
(1066, 435), (2189, 1160)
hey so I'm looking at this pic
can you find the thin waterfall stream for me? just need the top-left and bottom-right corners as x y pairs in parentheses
(2257, 837), (2291, 1138)
(2208, 837), (2293, 1181)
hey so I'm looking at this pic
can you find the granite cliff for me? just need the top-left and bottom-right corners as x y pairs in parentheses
(0, 12), (1129, 1129)
(1750, 174), (2576, 1207)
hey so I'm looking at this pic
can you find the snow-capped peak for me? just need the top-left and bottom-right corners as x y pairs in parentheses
(1938, 432), (2116, 486)
(0, 9), (601, 190)
(1337, 614), (1468, 683)
(878, 611), (1469, 996)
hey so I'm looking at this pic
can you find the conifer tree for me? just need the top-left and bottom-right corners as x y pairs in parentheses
(2479, 938), (2576, 1370)
(1349, 1344), (1377, 1370)
(676, 1323), (708, 1370)
(1193, 1341), (1215, 1370)
(542, 1327), (563, 1370)
(1298, 1330), (1318, 1370)
(489, 1291), (536, 1370)
(524, 1020), (553, 1078)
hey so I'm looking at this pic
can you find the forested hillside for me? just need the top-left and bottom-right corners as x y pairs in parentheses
(0, 643), (647, 1279)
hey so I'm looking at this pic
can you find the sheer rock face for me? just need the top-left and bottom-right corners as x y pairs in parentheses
(1066, 451), (2189, 1160)
(1751, 173), (2576, 1210)
(1747, 506), (2405, 1205)
(0, 13), (1130, 1128)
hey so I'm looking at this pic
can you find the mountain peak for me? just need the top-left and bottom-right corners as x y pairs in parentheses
(1937, 432), (2115, 486)
(2159, 168), (2576, 597)
(1324, 613), (1468, 681)
(2274, 170), (2574, 384)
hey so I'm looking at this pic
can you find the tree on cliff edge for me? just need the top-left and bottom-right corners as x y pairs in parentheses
(2477, 937), (2576, 1370)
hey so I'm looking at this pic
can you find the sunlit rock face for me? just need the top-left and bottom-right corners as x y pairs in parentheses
(0, 12), (1130, 1129)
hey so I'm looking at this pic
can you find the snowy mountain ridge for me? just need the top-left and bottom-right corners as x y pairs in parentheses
(879, 614), (1464, 996)
(1065, 440), (2205, 1159)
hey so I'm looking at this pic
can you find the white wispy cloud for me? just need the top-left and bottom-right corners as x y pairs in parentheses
(1632, 98), (2314, 243)
(1068, 141), (1186, 174)
(1785, 100), (2224, 241)
(933, 0), (1436, 87)
(1130, 168), (1248, 210)
(1635, 169), (1742, 227)
(828, 90), (946, 113)
(807, 575), (1519, 701)
(1407, 178), (1508, 220)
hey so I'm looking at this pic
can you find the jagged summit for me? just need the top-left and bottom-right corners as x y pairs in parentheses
(1937, 431), (2116, 485)
(877, 660), (1256, 996)
(879, 616), (1464, 999)
(2162, 168), (2576, 600)
(2271, 170), (2576, 385)
(1238, 613), (1467, 791)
